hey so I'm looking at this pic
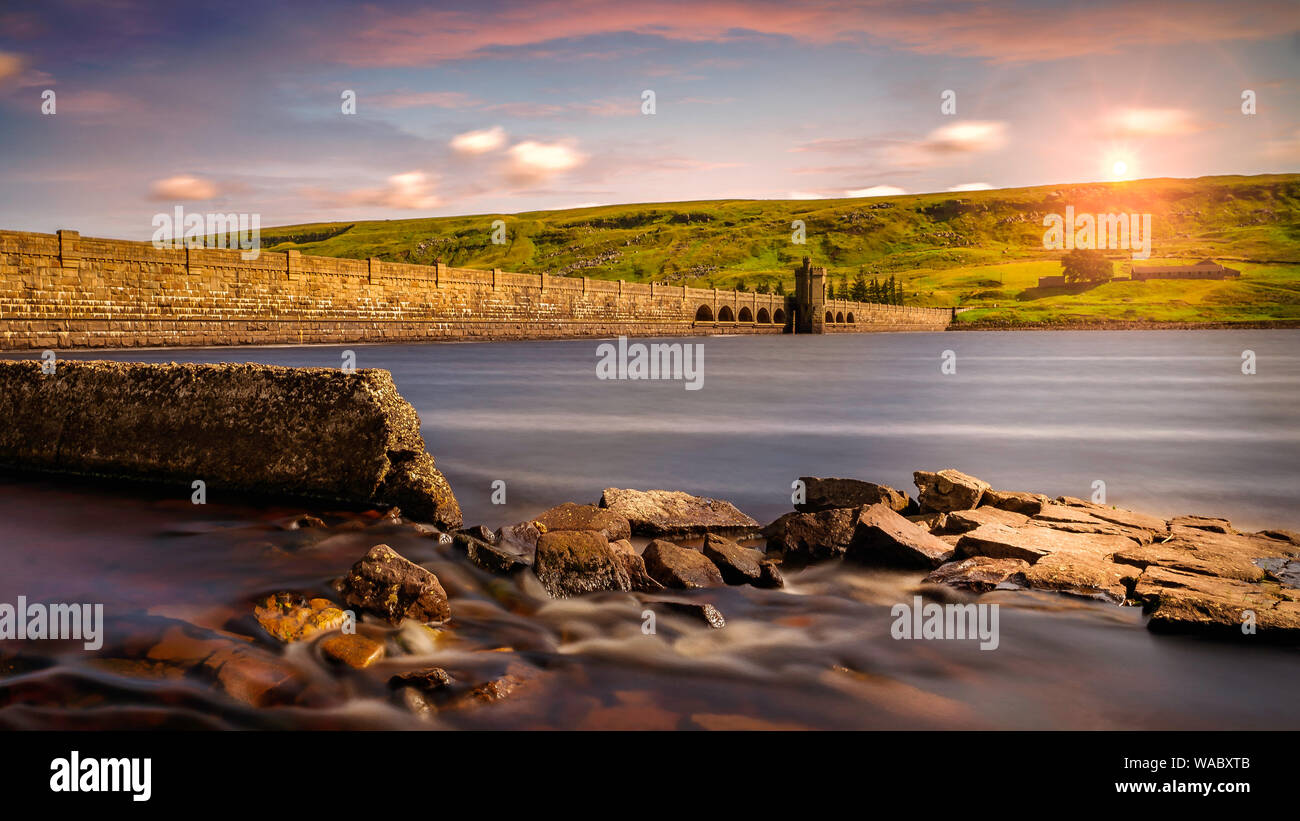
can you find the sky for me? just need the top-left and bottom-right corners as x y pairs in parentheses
(1, 0), (1298, 238)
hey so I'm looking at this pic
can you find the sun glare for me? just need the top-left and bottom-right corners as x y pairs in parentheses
(1113, 160), (1128, 177)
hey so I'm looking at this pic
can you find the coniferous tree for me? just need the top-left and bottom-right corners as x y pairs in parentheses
(826, 280), (835, 300)
(851, 273), (868, 301)
(775, 280), (785, 295)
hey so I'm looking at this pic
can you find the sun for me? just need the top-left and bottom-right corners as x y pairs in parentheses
(1112, 160), (1128, 178)
(1103, 149), (1137, 181)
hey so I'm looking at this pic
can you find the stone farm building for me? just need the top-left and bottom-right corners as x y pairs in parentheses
(1130, 259), (1241, 281)
(1038, 258), (1241, 287)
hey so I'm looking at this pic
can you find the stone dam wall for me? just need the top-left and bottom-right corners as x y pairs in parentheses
(0, 229), (952, 350)
(0, 359), (462, 528)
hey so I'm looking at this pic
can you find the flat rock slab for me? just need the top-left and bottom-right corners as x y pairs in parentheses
(320, 633), (385, 669)
(533, 530), (631, 598)
(1113, 527), (1296, 583)
(914, 469), (991, 512)
(599, 488), (758, 537)
(455, 532), (532, 575)
(1133, 565), (1300, 638)
(253, 593), (348, 643)
(336, 544), (452, 625)
(0, 360), (461, 528)
(934, 507), (1030, 535)
(795, 477), (912, 513)
(643, 539), (726, 589)
(534, 503), (631, 542)
(848, 504), (955, 569)
(1170, 515), (1234, 534)
(956, 523), (1137, 564)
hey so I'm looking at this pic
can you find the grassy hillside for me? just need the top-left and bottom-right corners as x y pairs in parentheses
(257, 174), (1300, 325)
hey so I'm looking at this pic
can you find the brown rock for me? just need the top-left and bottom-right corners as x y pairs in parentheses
(455, 531), (531, 574)
(389, 666), (455, 692)
(642, 540), (726, 589)
(641, 598), (727, 629)
(924, 557), (1030, 593)
(847, 504), (955, 569)
(763, 507), (859, 562)
(1018, 552), (1133, 604)
(608, 540), (666, 593)
(336, 544), (452, 625)
(534, 503), (632, 542)
(320, 633), (385, 669)
(956, 523), (1137, 564)
(913, 469), (991, 512)
(934, 506), (1030, 535)
(599, 487), (758, 537)
(756, 560), (785, 589)
(1112, 527), (1295, 583)
(702, 533), (764, 585)
(1170, 515), (1234, 534)
(253, 593), (349, 643)
(203, 645), (302, 707)
(533, 530), (631, 598)
(1133, 565), (1300, 638)
(980, 490), (1050, 516)
(795, 477), (912, 513)
(1053, 500), (1167, 533)
(495, 519), (543, 552)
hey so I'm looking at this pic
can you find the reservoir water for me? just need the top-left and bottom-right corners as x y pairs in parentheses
(1, 330), (1297, 729)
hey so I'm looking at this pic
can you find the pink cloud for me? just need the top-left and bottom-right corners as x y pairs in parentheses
(148, 175), (220, 201)
(317, 0), (1300, 66)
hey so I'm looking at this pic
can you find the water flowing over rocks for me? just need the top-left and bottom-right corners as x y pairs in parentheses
(757, 468), (1300, 639)
(335, 544), (452, 625)
(599, 487), (759, 537)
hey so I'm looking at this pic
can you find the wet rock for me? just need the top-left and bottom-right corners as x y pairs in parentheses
(847, 504), (955, 569)
(756, 560), (785, 589)
(203, 644), (303, 707)
(336, 544), (452, 625)
(980, 490), (1050, 516)
(702, 533), (764, 585)
(442, 662), (544, 711)
(795, 477), (912, 513)
(1133, 565), (1300, 638)
(146, 625), (250, 667)
(599, 487), (759, 537)
(643, 539), (726, 589)
(253, 593), (348, 643)
(495, 519), (543, 553)
(1256, 557), (1300, 587)
(459, 525), (497, 544)
(1018, 552), (1133, 604)
(389, 666), (455, 693)
(320, 633), (385, 669)
(641, 597), (727, 629)
(533, 530), (631, 598)
(913, 469), (991, 512)
(456, 531), (531, 575)
(933, 506), (1030, 535)
(534, 503), (632, 542)
(763, 507), (859, 562)
(1170, 515), (1233, 534)
(924, 556), (1030, 593)
(283, 514), (326, 530)
(609, 539), (665, 592)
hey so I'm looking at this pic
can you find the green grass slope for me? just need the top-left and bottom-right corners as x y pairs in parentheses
(257, 174), (1300, 326)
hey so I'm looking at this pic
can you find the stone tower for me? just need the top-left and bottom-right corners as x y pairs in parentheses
(793, 257), (827, 334)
